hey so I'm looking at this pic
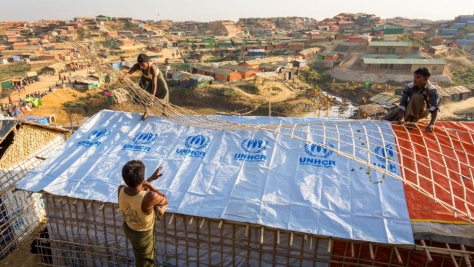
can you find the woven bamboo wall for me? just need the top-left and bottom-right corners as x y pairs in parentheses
(39, 194), (474, 267)
(0, 124), (68, 260)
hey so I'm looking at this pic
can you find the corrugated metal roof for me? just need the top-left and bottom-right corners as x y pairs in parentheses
(362, 54), (378, 58)
(320, 51), (338, 56)
(368, 41), (411, 47)
(382, 54), (400, 59)
(357, 103), (387, 115)
(220, 64), (253, 73)
(193, 64), (232, 76)
(258, 63), (281, 71)
(373, 25), (404, 31)
(363, 58), (446, 64)
(369, 93), (400, 105)
(404, 54), (423, 59)
(438, 85), (471, 96)
(298, 47), (321, 55)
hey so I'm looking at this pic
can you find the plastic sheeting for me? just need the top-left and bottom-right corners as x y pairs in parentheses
(395, 121), (474, 223)
(16, 110), (413, 244)
(0, 120), (17, 142)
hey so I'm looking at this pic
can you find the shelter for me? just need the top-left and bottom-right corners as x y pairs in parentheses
(362, 58), (446, 75)
(438, 85), (471, 104)
(19, 114), (56, 125)
(317, 52), (339, 61)
(371, 25), (405, 35)
(0, 120), (70, 260)
(189, 74), (214, 88)
(220, 64), (260, 79)
(24, 97), (42, 108)
(258, 63), (284, 73)
(171, 71), (192, 88)
(26, 72), (39, 83)
(297, 47), (321, 59)
(72, 75), (101, 90)
(40, 63), (66, 75)
(369, 93), (400, 108)
(15, 110), (474, 266)
(367, 41), (412, 54)
(0, 80), (13, 90)
(356, 103), (388, 118)
(191, 64), (241, 82)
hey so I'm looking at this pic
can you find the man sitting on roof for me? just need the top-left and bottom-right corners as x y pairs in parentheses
(397, 67), (440, 132)
(125, 54), (169, 120)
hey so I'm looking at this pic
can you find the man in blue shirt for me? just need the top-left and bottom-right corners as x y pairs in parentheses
(397, 67), (439, 132)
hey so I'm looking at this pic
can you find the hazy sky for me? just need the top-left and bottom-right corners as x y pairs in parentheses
(1, 0), (473, 22)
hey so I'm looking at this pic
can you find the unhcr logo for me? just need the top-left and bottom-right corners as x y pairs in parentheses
(304, 142), (334, 158)
(373, 144), (397, 174)
(299, 142), (336, 167)
(185, 135), (210, 149)
(175, 135), (211, 158)
(77, 128), (109, 148)
(241, 139), (268, 153)
(123, 132), (158, 153)
(234, 138), (268, 162)
(133, 132), (158, 144)
(89, 129), (109, 140)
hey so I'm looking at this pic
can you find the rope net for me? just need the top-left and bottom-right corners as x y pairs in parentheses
(73, 41), (474, 225)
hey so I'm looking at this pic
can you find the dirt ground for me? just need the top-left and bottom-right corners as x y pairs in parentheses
(437, 97), (474, 120)
(0, 223), (46, 267)
(1, 68), (102, 125)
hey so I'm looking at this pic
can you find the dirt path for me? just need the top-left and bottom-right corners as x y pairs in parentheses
(438, 98), (474, 120)
(230, 79), (299, 104)
(1, 68), (100, 125)
(1, 68), (91, 104)
(447, 57), (474, 67)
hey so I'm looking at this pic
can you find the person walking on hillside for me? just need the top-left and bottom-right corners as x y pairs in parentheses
(118, 161), (168, 267)
(383, 67), (439, 132)
(125, 54), (169, 120)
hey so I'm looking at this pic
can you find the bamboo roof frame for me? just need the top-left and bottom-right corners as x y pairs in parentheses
(33, 194), (474, 266)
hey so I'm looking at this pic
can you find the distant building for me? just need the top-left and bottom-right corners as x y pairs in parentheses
(429, 45), (449, 55)
(440, 28), (458, 35)
(349, 34), (372, 43)
(220, 64), (260, 79)
(431, 37), (445, 45)
(372, 25), (404, 35)
(192, 64), (241, 82)
(362, 58), (446, 75)
(456, 15), (474, 22)
(96, 15), (111, 22)
(410, 31), (426, 39)
(297, 47), (321, 59)
(317, 51), (340, 61)
(367, 41), (412, 54)
(453, 23), (466, 29)
(74, 16), (94, 22)
(438, 85), (471, 104)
